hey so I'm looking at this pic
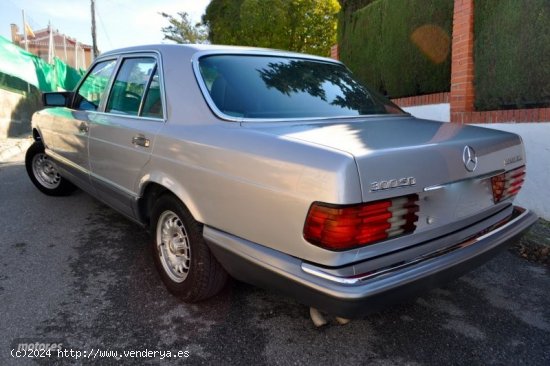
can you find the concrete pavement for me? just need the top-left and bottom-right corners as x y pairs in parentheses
(0, 135), (32, 163)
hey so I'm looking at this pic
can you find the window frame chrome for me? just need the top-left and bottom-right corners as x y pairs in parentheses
(72, 50), (168, 123)
(72, 56), (120, 112)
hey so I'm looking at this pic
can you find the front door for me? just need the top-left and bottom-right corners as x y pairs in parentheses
(50, 59), (117, 191)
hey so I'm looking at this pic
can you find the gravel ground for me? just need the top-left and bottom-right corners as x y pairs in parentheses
(511, 219), (550, 266)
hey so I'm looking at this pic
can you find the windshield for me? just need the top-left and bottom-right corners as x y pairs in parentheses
(198, 55), (404, 120)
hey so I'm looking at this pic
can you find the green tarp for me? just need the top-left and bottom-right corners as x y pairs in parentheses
(0, 35), (85, 92)
(0, 35), (40, 87)
(54, 57), (85, 91)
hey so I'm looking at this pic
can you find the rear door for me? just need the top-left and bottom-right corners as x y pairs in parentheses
(88, 54), (165, 218)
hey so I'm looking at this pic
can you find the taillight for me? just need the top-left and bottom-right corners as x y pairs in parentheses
(303, 194), (419, 251)
(491, 166), (526, 203)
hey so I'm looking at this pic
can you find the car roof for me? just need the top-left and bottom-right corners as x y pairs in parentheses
(99, 43), (340, 64)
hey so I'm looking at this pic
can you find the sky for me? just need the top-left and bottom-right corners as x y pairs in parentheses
(1, 0), (210, 52)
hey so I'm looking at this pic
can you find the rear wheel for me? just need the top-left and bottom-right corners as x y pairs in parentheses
(25, 141), (76, 196)
(151, 194), (228, 301)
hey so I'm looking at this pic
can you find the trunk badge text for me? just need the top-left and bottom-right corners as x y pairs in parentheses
(370, 177), (416, 192)
(504, 155), (523, 166)
(463, 145), (478, 172)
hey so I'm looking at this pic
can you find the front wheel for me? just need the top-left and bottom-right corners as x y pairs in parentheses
(150, 194), (228, 302)
(25, 141), (76, 196)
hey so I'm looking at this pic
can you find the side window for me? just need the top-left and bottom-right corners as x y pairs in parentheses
(74, 60), (117, 111)
(106, 57), (157, 116)
(141, 68), (164, 119)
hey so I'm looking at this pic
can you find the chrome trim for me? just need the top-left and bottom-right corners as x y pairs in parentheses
(92, 111), (165, 123)
(301, 207), (530, 285)
(46, 149), (89, 175)
(70, 56), (119, 107)
(98, 56), (121, 112)
(301, 264), (361, 285)
(89, 171), (139, 199)
(239, 113), (410, 124)
(423, 184), (445, 192)
(473, 169), (506, 182)
(190, 50), (409, 123)
(423, 169), (506, 192)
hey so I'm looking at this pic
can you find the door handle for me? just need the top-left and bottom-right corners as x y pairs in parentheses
(132, 134), (150, 148)
(78, 122), (89, 133)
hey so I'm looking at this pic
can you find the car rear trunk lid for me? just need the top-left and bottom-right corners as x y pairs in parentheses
(244, 116), (525, 236)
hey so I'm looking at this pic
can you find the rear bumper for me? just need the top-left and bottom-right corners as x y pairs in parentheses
(204, 206), (537, 318)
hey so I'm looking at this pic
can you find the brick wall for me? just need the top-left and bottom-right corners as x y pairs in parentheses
(453, 108), (550, 123)
(450, 0), (475, 116)
(392, 92), (449, 108)
(330, 44), (339, 60)
(448, 0), (548, 123)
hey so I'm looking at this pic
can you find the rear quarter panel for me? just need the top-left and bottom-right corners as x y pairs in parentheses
(140, 122), (363, 264)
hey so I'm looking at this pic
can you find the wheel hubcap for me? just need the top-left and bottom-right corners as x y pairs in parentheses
(156, 211), (191, 283)
(32, 153), (61, 189)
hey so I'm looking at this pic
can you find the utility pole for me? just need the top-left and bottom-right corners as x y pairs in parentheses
(22, 10), (30, 93)
(75, 42), (79, 69)
(48, 21), (54, 64)
(21, 10), (28, 51)
(91, 0), (99, 58)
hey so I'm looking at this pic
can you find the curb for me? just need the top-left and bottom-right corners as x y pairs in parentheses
(0, 136), (33, 163)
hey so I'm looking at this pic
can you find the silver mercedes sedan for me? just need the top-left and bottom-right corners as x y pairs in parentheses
(26, 44), (537, 319)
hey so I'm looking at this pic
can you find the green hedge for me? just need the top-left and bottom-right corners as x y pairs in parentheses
(475, 0), (550, 110)
(338, 0), (453, 98)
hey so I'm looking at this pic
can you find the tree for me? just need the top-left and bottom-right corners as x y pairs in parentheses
(202, 0), (340, 56)
(201, 0), (243, 46)
(160, 12), (208, 44)
(238, 0), (287, 49)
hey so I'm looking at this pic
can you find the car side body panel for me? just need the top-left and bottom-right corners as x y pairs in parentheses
(140, 122), (362, 264)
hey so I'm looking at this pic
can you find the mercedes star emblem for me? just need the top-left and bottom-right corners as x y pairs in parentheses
(462, 145), (478, 172)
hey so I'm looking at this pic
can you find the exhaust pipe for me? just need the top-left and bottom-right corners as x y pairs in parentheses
(309, 307), (351, 327)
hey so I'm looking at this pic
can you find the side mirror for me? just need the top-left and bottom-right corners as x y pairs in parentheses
(42, 92), (73, 107)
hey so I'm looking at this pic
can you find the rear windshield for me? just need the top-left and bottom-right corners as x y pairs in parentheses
(197, 55), (404, 120)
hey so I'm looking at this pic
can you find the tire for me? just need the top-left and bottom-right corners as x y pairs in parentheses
(150, 194), (228, 302)
(25, 141), (77, 196)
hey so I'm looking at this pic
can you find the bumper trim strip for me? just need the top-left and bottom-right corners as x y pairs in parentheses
(302, 207), (530, 285)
